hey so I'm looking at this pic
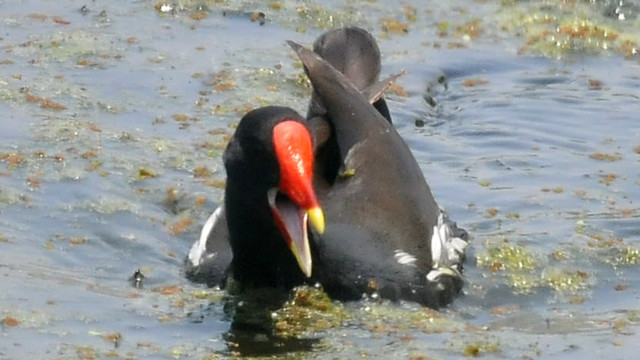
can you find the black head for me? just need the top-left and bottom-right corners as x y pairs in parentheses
(224, 106), (304, 187)
(223, 106), (324, 283)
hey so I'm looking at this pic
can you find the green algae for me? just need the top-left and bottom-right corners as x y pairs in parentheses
(136, 167), (158, 180)
(573, 220), (640, 268)
(273, 286), (347, 338)
(73, 196), (142, 214)
(477, 243), (538, 272)
(75, 345), (98, 360)
(0, 186), (26, 207)
(295, 4), (361, 30)
(454, 18), (483, 40)
(203, 63), (312, 121)
(290, 70), (311, 91)
(192, 289), (224, 302)
(505, 273), (541, 295)
(1, 1), (639, 359)
(462, 339), (500, 357)
(477, 242), (597, 296)
(542, 268), (591, 293)
(500, 1), (640, 59)
(359, 301), (461, 334)
(5, 28), (123, 66)
(159, 0), (364, 32)
(612, 246), (640, 266)
(46, 234), (90, 247)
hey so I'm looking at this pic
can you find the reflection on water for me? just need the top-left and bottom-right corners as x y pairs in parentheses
(1, 0), (639, 359)
(222, 297), (320, 357)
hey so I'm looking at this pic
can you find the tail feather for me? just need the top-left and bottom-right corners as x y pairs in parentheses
(426, 208), (468, 283)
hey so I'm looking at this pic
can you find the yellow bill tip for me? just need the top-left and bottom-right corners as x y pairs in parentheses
(300, 258), (312, 278)
(307, 206), (325, 235)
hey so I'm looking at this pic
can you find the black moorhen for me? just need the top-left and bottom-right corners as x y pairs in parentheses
(186, 27), (468, 308)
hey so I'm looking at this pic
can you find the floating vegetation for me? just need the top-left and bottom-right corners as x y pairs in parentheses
(589, 152), (622, 161)
(2, 316), (20, 327)
(462, 339), (500, 357)
(74, 346), (97, 359)
(202, 178), (226, 188)
(403, 4), (417, 22)
(153, 284), (182, 296)
(489, 304), (521, 315)
(270, 2), (283, 11)
(572, 220), (640, 270)
(26, 176), (41, 189)
(44, 234), (90, 248)
(478, 241), (597, 296)
(169, 216), (194, 235)
(454, 19), (483, 40)
(599, 173), (618, 186)
(291, 70), (312, 90)
(24, 92), (67, 111)
(194, 196), (206, 207)
(0, 152), (25, 170)
(505, 212), (520, 220)
(1, 1), (639, 358)
(380, 18), (409, 34)
(85, 160), (101, 171)
(193, 165), (213, 178)
(80, 149), (99, 159)
(360, 301), (460, 334)
(189, 12), (208, 21)
(542, 268), (590, 293)
(136, 167), (158, 180)
(506, 273), (541, 295)
(541, 186), (564, 193)
(68, 236), (88, 246)
(478, 242), (545, 293)
(273, 286), (347, 338)
(74, 196), (141, 214)
(501, 2), (640, 59)
(588, 78), (603, 90)
(484, 207), (499, 218)
(462, 78), (488, 87)
(437, 21), (451, 36)
(295, 5), (361, 30)
(6, 28), (121, 65)
(611, 246), (640, 266)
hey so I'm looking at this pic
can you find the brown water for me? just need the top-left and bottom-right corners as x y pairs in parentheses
(1, 1), (639, 359)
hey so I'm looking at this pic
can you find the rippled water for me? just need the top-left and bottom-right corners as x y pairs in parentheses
(1, 1), (639, 359)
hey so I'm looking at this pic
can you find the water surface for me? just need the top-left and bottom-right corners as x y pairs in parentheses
(1, 1), (639, 359)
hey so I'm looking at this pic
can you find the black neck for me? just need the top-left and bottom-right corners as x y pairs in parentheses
(225, 182), (306, 289)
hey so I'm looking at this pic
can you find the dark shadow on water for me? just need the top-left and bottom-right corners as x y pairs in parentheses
(223, 329), (320, 357)
(204, 288), (321, 357)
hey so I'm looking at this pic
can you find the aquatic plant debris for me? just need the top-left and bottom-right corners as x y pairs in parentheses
(136, 167), (157, 180)
(2, 316), (20, 327)
(478, 243), (538, 272)
(273, 286), (348, 338)
(589, 152), (622, 161)
(500, 1), (640, 59)
(1, 0), (640, 359)
(463, 340), (500, 357)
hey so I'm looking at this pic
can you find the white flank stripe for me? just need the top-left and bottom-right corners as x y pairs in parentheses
(188, 206), (222, 266)
(394, 249), (417, 266)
